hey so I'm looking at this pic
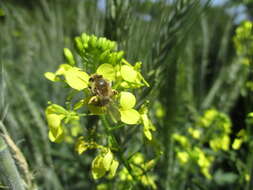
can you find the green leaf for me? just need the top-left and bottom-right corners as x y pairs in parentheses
(120, 108), (140, 125)
(64, 67), (90, 90)
(120, 92), (136, 109)
(92, 155), (107, 179)
(121, 65), (137, 82)
(96, 63), (115, 81)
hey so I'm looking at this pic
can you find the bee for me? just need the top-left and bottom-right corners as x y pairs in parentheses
(88, 74), (117, 107)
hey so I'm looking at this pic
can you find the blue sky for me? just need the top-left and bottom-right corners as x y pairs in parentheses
(98, 0), (247, 23)
(212, 0), (228, 6)
(98, 0), (229, 8)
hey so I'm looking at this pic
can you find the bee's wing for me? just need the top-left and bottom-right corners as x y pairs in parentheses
(108, 101), (121, 123)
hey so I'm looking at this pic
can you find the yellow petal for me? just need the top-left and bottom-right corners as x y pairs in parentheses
(103, 150), (113, 171)
(44, 72), (57, 82)
(120, 108), (140, 125)
(46, 104), (68, 115)
(96, 63), (115, 81)
(120, 92), (136, 109)
(56, 64), (72, 75)
(144, 126), (152, 140)
(64, 67), (89, 90)
(177, 151), (189, 164)
(121, 65), (137, 82)
(48, 126), (64, 143)
(108, 159), (119, 178)
(75, 138), (89, 154)
(92, 155), (107, 179)
(232, 138), (243, 150)
(144, 159), (156, 171)
(46, 114), (64, 128)
(131, 153), (144, 164)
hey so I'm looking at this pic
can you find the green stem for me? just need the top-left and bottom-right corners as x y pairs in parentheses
(100, 115), (139, 183)
(246, 119), (253, 190)
(0, 136), (25, 190)
(108, 124), (125, 131)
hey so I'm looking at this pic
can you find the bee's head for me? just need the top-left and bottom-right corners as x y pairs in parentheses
(89, 74), (103, 82)
(97, 78), (107, 87)
(89, 77), (94, 82)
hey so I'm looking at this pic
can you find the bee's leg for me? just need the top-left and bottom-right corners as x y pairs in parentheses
(88, 85), (95, 95)
(88, 96), (98, 104)
(112, 90), (118, 96)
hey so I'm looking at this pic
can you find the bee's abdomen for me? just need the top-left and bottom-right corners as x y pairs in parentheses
(95, 96), (110, 106)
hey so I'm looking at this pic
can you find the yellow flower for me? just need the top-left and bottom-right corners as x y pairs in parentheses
(91, 148), (119, 179)
(119, 92), (140, 125)
(45, 104), (80, 143)
(45, 64), (90, 90)
(188, 128), (201, 139)
(177, 151), (189, 164)
(139, 104), (156, 140)
(232, 138), (243, 150)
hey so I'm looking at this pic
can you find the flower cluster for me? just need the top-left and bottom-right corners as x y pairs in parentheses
(172, 109), (233, 179)
(233, 21), (253, 93)
(200, 109), (231, 152)
(45, 104), (81, 143)
(233, 21), (253, 59)
(118, 153), (157, 189)
(44, 33), (156, 181)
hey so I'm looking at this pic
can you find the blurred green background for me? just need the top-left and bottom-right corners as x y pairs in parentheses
(1, 0), (253, 189)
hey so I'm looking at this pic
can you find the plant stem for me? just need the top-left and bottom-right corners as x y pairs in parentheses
(100, 115), (139, 183)
(0, 136), (25, 190)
